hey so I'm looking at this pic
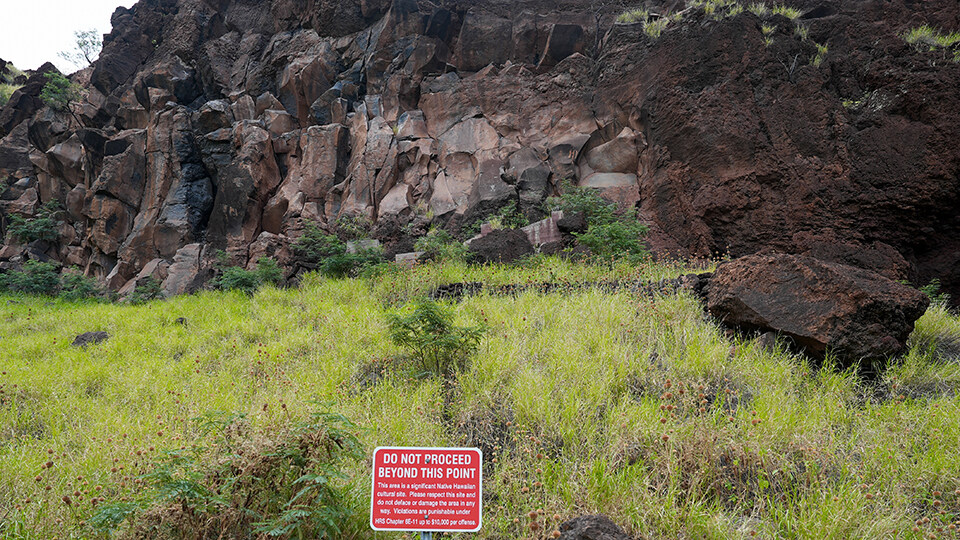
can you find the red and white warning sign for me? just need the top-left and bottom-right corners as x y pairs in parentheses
(370, 447), (483, 532)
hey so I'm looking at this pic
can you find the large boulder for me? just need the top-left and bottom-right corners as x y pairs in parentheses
(467, 228), (534, 264)
(700, 253), (930, 368)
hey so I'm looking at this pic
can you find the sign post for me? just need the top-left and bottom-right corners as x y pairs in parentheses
(370, 447), (483, 536)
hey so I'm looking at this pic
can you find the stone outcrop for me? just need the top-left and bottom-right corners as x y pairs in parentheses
(0, 0), (957, 299)
(467, 228), (535, 264)
(699, 253), (930, 368)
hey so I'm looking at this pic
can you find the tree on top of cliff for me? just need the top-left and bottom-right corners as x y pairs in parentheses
(58, 29), (103, 70)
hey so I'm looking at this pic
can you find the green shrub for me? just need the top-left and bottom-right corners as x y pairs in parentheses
(40, 72), (81, 113)
(128, 277), (165, 304)
(614, 8), (670, 38)
(58, 269), (101, 301)
(463, 200), (531, 238)
(215, 266), (260, 294)
(321, 249), (383, 279)
(491, 200), (530, 230)
(292, 224), (345, 266)
(387, 300), (485, 377)
(6, 201), (61, 243)
(213, 257), (283, 294)
(414, 227), (468, 263)
(356, 261), (399, 280)
(691, 0), (742, 19)
(575, 219), (650, 264)
(335, 215), (373, 241)
(293, 222), (383, 278)
(92, 406), (363, 539)
(546, 183), (617, 227)
(255, 257), (282, 285)
(0, 260), (60, 296)
(644, 17), (670, 39)
(919, 279), (951, 307)
(548, 184), (649, 263)
(57, 29), (102, 69)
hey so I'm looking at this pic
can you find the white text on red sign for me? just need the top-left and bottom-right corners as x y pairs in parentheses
(370, 447), (483, 532)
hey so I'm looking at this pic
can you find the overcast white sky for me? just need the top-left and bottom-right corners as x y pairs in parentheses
(1, 0), (138, 74)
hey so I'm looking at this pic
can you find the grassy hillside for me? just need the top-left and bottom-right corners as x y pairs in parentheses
(1, 258), (959, 539)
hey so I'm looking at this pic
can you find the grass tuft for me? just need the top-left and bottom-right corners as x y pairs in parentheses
(903, 25), (960, 50)
(616, 8), (649, 24)
(644, 17), (671, 39)
(771, 3), (802, 19)
(748, 2), (769, 16)
(811, 41), (828, 66)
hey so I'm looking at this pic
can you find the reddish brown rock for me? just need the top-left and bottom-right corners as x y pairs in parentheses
(468, 228), (534, 264)
(453, 11), (513, 72)
(91, 130), (147, 208)
(278, 46), (337, 122)
(118, 258), (171, 297)
(0, 0), (957, 300)
(246, 232), (291, 271)
(84, 194), (135, 255)
(0, 63), (58, 138)
(8, 187), (39, 216)
(0, 123), (35, 181)
(263, 109), (297, 136)
(537, 23), (587, 70)
(700, 253), (930, 368)
(162, 243), (205, 297)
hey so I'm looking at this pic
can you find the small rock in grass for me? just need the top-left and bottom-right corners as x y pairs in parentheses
(71, 332), (110, 348)
(756, 331), (779, 352)
(558, 515), (631, 540)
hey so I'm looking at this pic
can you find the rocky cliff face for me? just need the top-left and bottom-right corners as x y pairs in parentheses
(0, 0), (958, 299)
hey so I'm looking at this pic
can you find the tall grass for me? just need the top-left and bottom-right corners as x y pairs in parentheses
(771, 4), (802, 19)
(1, 258), (959, 538)
(0, 83), (21, 107)
(616, 8), (648, 24)
(903, 25), (960, 49)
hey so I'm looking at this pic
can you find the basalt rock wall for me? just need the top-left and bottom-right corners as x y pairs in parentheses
(0, 0), (958, 299)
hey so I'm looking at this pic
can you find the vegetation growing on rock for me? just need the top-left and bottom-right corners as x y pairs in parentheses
(0, 61), (24, 107)
(6, 201), (61, 244)
(39, 72), (81, 113)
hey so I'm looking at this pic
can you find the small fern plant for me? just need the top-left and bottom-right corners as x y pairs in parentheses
(387, 300), (485, 377)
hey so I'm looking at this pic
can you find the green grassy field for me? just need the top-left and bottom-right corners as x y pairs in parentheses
(1, 257), (959, 539)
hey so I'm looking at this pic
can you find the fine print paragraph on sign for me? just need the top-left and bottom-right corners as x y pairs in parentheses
(370, 447), (483, 532)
